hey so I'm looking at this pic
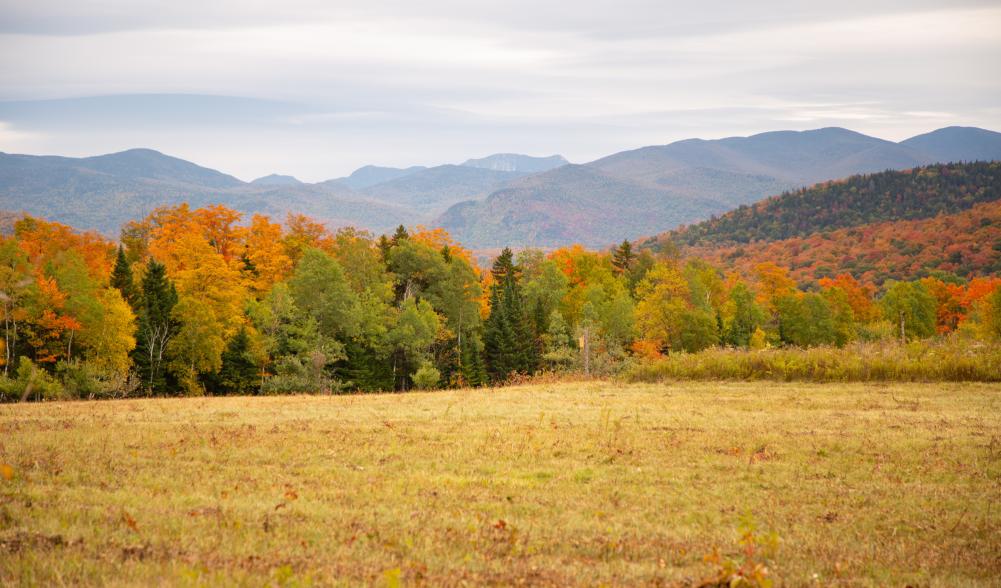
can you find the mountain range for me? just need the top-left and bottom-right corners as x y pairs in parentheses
(1, 126), (999, 246)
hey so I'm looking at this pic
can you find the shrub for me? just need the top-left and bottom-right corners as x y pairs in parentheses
(261, 355), (346, 395)
(0, 358), (65, 402)
(412, 362), (441, 390)
(622, 337), (1001, 383)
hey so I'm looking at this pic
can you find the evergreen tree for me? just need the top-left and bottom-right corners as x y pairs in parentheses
(392, 225), (409, 244)
(208, 327), (260, 394)
(459, 331), (487, 387)
(133, 260), (179, 394)
(377, 234), (393, 262)
(483, 248), (539, 381)
(483, 284), (517, 381)
(109, 245), (136, 309)
(611, 240), (635, 274)
(340, 339), (394, 391)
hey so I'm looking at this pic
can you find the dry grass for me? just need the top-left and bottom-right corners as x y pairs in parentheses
(1, 381), (1000, 586)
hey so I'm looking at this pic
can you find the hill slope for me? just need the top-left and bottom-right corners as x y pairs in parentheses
(0, 149), (412, 234)
(437, 127), (1001, 249)
(683, 199), (1001, 285)
(656, 161), (1001, 248)
(641, 161), (1001, 284)
(330, 165), (428, 190)
(437, 164), (726, 248)
(359, 164), (526, 215)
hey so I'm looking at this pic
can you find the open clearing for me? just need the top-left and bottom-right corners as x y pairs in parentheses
(2, 382), (1000, 586)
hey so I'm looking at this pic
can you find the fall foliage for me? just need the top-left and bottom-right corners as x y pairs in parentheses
(1, 195), (999, 399)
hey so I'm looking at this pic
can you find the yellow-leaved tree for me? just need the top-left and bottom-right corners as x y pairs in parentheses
(634, 262), (688, 352)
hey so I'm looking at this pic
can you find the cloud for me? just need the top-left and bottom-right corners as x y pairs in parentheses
(0, 1), (998, 179)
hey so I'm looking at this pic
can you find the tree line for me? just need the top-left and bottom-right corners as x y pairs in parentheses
(1, 204), (1000, 400)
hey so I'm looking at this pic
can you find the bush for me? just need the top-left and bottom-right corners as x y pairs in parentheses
(412, 362), (441, 390)
(261, 355), (346, 395)
(622, 337), (1001, 383)
(0, 358), (65, 402)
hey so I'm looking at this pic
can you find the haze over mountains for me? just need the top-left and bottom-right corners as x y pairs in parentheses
(2, 126), (1000, 247)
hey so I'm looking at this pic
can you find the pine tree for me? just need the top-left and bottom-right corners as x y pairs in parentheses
(211, 327), (260, 394)
(611, 240), (635, 274)
(110, 245), (136, 309)
(459, 332), (486, 387)
(483, 284), (516, 381)
(483, 248), (539, 381)
(133, 260), (179, 394)
(377, 234), (392, 262)
(392, 225), (409, 244)
(340, 339), (394, 391)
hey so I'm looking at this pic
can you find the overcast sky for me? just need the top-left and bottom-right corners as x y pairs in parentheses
(1, 0), (999, 181)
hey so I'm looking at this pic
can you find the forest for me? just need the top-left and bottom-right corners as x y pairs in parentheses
(1, 202), (1000, 400)
(660, 161), (1001, 247)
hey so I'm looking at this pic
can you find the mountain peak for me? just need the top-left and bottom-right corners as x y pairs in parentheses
(901, 126), (1001, 163)
(461, 153), (568, 173)
(251, 173), (302, 186)
(332, 164), (428, 190)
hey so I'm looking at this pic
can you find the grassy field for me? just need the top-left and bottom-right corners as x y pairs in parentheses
(2, 382), (1000, 587)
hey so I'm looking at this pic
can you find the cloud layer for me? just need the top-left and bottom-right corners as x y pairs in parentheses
(1, 0), (999, 181)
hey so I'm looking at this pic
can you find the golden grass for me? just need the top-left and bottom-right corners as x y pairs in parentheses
(1, 382), (1000, 586)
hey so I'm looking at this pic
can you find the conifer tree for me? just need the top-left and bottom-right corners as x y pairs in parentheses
(377, 234), (392, 262)
(110, 245), (136, 309)
(211, 327), (259, 394)
(133, 260), (179, 394)
(611, 240), (635, 274)
(459, 331), (486, 387)
(483, 247), (539, 381)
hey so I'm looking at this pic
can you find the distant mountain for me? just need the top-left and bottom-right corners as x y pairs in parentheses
(461, 153), (568, 173)
(436, 164), (723, 248)
(0, 148), (244, 191)
(646, 162), (1001, 284)
(900, 126), (1001, 163)
(331, 165), (427, 190)
(437, 126), (1001, 249)
(591, 127), (928, 187)
(0, 149), (411, 235)
(359, 165), (525, 215)
(251, 173), (302, 186)
(5, 126), (1001, 246)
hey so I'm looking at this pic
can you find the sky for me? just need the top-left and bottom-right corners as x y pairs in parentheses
(0, 0), (1000, 182)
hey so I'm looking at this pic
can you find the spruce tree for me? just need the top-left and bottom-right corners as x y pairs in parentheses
(210, 328), (260, 394)
(133, 260), (179, 394)
(110, 245), (136, 309)
(483, 248), (539, 380)
(377, 234), (393, 262)
(611, 240), (635, 274)
(483, 284), (516, 381)
(459, 332), (486, 387)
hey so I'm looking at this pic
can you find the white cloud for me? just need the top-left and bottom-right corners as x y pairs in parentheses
(0, 1), (998, 179)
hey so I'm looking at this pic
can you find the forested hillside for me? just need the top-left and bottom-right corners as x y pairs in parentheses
(684, 200), (1001, 286)
(659, 162), (1001, 247)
